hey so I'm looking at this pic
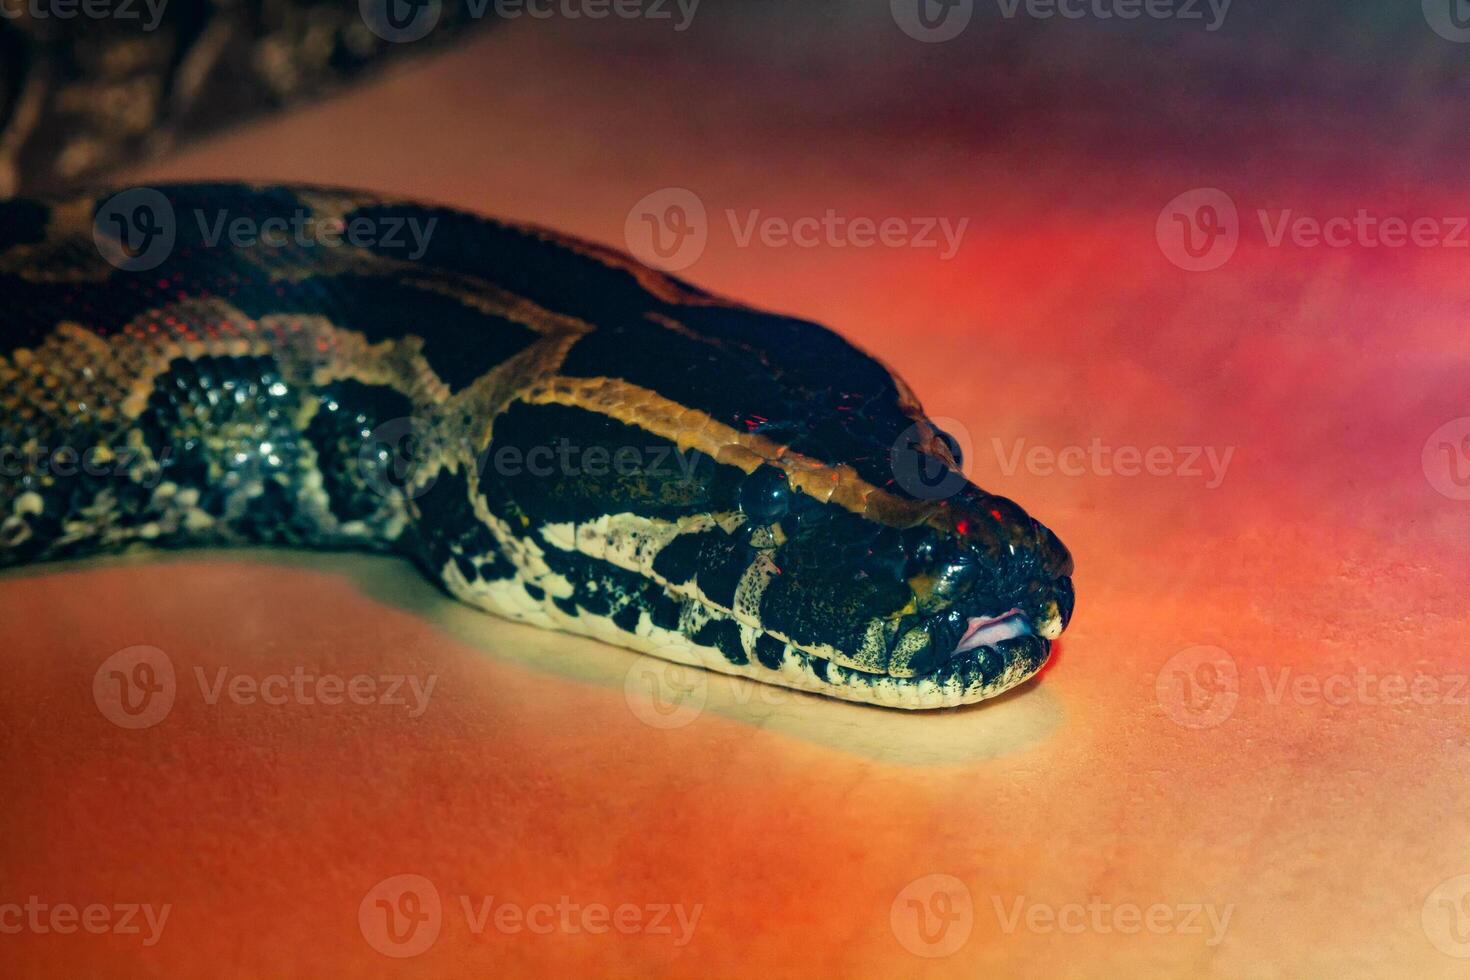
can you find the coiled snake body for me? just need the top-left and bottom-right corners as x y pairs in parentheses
(0, 183), (1074, 709)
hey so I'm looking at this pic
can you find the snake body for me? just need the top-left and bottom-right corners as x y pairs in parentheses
(0, 183), (1074, 709)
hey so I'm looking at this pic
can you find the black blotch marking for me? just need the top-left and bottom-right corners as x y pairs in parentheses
(485, 401), (741, 525)
(412, 469), (508, 586)
(649, 590), (682, 631)
(553, 596), (578, 617)
(304, 379), (413, 524)
(694, 619), (747, 666)
(349, 203), (710, 326)
(754, 634), (785, 671)
(612, 603), (642, 632)
(649, 527), (749, 610)
(694, 535), (749, 611)
(560, 305), (925, 498)
(227, 274), (537, 393)
(524, 582), (546, 601)
(757, 506), (913, 656)
(650, 531), (700, 585)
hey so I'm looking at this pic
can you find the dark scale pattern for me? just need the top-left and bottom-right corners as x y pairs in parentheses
(483, 401), (744, 525)
(411, 469), (511, 586)
(351, 201), (949, 500)
(225, 274), (540, 393)
(756, 506), (916, 656)
(694, 618), (748, 666)
(304, 379), (414, 524)
(537, 541), (693, 644)
(754, 634), (786, 671)
(139, 355), (300, 518)
(648, 526), (751, 610)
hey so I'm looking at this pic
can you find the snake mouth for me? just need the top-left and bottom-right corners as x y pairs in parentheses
(872, 572), (1073, 696)
(953, 608), (1032, 653)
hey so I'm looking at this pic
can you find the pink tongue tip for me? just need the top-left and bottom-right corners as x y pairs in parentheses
(952, 609), (1031, 655)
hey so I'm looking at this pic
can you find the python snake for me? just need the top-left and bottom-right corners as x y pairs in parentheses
(0, 183), (1074, 709)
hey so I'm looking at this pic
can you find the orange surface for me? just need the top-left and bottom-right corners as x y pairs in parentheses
(4, 9), (1470, 978)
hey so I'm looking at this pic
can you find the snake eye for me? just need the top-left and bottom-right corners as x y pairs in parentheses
(902, 529), (942, 578)
(739, 466), (790, 525)
(931, 553), (980, 602)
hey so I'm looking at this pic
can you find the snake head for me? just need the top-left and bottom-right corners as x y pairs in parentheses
(721, 459), (1074, 707)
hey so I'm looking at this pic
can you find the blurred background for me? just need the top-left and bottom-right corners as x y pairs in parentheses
(3, 2), (1469, 977)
